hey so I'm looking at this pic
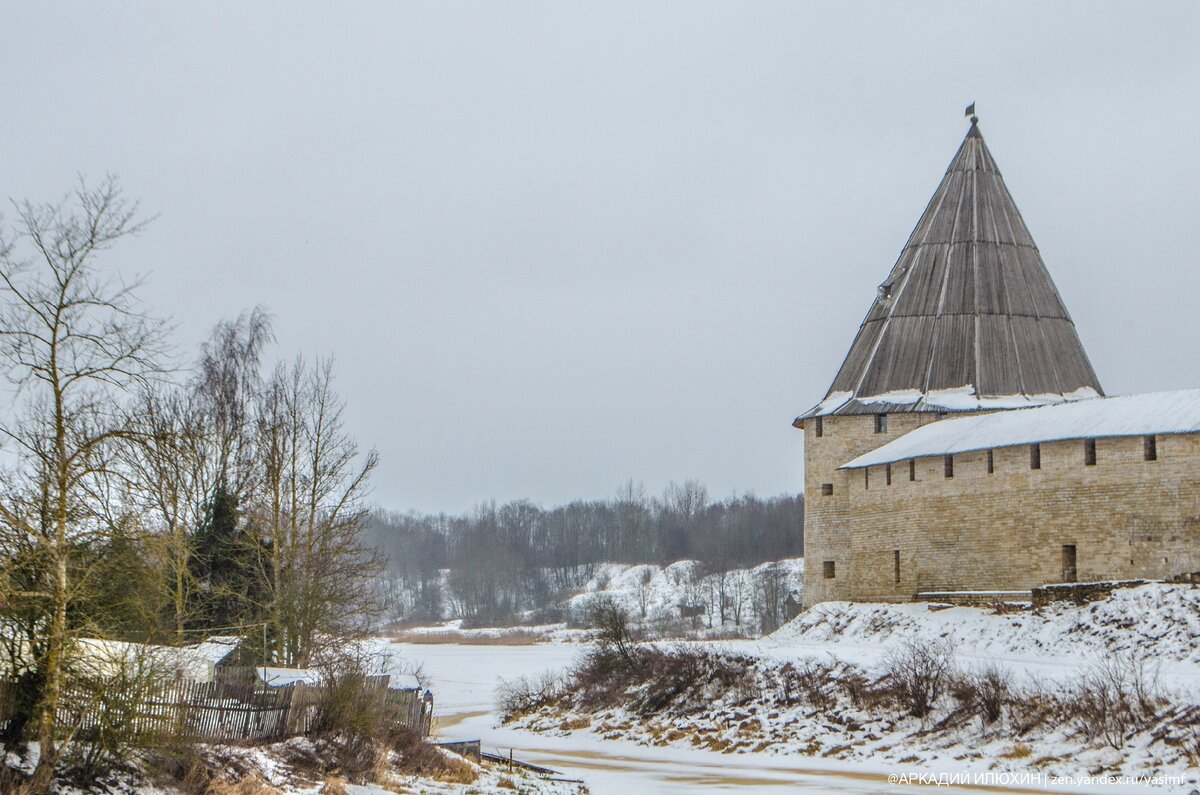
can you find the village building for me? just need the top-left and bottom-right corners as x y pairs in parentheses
(794, 118), (1200, 606)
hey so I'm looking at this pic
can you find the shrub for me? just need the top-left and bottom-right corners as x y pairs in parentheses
(630, 647), (755, 716)
(307, 649), (396, 781)
(61, 642), (180, 786)
(496, 671), (564, 720)
(390, 726), (476, 783)
(778, 659), (838, 710)
(587, 597), (641, 666)
(951, 664), (1011, 726)
(882, 638), (956, 719)
(1062, 651), (1163, 748)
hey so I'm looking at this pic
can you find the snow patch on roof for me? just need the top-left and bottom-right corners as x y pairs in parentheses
(189, 636), (241, 665)
(842, 389), (1200, 469)
(801, 385), (1102, 419)
(390, 673), (421, 690)
(257, 666), (319, 687)
(812, 391), (853, 415)
(857, 389), (923, 406)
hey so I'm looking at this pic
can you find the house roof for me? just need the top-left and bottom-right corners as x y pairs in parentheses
(75, 638), (216, 682)
(190, 636), (241, 665)
(798, 120), (1102, 422)
(840, 390), (1200, 469)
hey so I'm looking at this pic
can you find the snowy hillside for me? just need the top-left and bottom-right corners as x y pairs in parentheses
(563, 558), (804, 633)
(392, 558), (805, 638)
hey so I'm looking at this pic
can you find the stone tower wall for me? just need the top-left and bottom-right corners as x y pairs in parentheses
(801, 411), (943, 606)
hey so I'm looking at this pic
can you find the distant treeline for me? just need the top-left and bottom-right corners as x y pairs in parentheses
(366, 481), (804, 624)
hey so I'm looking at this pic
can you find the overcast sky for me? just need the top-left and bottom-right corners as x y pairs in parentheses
(3, 2), (1199, 513)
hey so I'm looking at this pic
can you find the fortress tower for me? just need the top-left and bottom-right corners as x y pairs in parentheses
(795, 120), (1109, 606)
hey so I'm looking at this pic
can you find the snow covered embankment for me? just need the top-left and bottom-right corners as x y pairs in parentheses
(504, 584), (1200, 790)
(773, 583), (1200, 667)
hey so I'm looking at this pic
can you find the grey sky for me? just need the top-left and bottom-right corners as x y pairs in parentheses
(4, 2), (1198, 513)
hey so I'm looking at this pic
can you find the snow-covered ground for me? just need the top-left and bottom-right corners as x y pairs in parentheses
(390, 642), (984, 795)
(763, 584), (1200, 688)
(387, 583), (1200, 794)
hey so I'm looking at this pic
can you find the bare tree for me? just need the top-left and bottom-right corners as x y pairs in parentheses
(255, 357), (382, 666)
(635, 567), (653, 619)
(0, 177), (168, 791)
(123, 388), (212, 640)
(754, 562), (787, 634)
(193, 307), (272, 500)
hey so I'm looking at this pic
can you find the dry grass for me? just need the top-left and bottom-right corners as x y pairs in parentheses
(205, 775), (286, 795)
(1001, 743), (1033, 759)
(390, 630), (542, 646)
(392, 727), (478, 784)
(318, 779), (351, 795)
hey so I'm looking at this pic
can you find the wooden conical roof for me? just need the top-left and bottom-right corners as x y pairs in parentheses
(801, 121), (1102, 419)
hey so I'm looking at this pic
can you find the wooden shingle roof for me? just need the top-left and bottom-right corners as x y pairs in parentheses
(798, 121), (1103, 421)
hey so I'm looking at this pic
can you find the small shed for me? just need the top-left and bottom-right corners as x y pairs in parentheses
(783, 592), (803, 621)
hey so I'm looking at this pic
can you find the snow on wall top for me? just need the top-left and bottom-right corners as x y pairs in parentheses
(841, 389), (1200, 469)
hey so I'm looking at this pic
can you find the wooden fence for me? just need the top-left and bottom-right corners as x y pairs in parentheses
(0, 676), (432, 744)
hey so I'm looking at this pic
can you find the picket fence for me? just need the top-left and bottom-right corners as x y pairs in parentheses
(0, 676), (432, 743)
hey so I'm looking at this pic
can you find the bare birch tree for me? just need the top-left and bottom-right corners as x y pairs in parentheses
(123, 388), (211, 640)
(255, 357), (381, 667)
(0, 177), (167, 791)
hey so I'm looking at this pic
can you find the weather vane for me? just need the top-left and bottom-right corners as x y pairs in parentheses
(965, 102), (978, 124)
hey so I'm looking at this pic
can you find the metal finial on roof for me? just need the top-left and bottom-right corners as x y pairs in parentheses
(965, 102), (977, 124)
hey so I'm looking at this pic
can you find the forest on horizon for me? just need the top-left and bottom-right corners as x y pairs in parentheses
(366, 482), (804, 626)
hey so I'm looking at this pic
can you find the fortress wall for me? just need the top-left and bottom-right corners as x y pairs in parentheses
(814, 431), (1200, 604)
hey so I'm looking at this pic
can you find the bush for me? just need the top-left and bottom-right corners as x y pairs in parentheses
(496, 671), (564, 720)
(778, 659), (838, 710)
(307, 649), (396, 782)
(586, 597), (641, 666)
(632, 647), (756, 716)
(1062, 651), (1163, 749)
(390, 727), (475, 782)
(61, 642), (180, 786)
(951, 664), (1011, 726)
(567, 643), (755, 718)
(882, 638), (956, 719)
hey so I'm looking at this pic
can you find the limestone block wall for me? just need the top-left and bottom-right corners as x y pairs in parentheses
(811, 431), (1200, 605)
(801, 411), (944, 606)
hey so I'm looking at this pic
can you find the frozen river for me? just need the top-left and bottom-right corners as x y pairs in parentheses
(388, 642), (1064, 795)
